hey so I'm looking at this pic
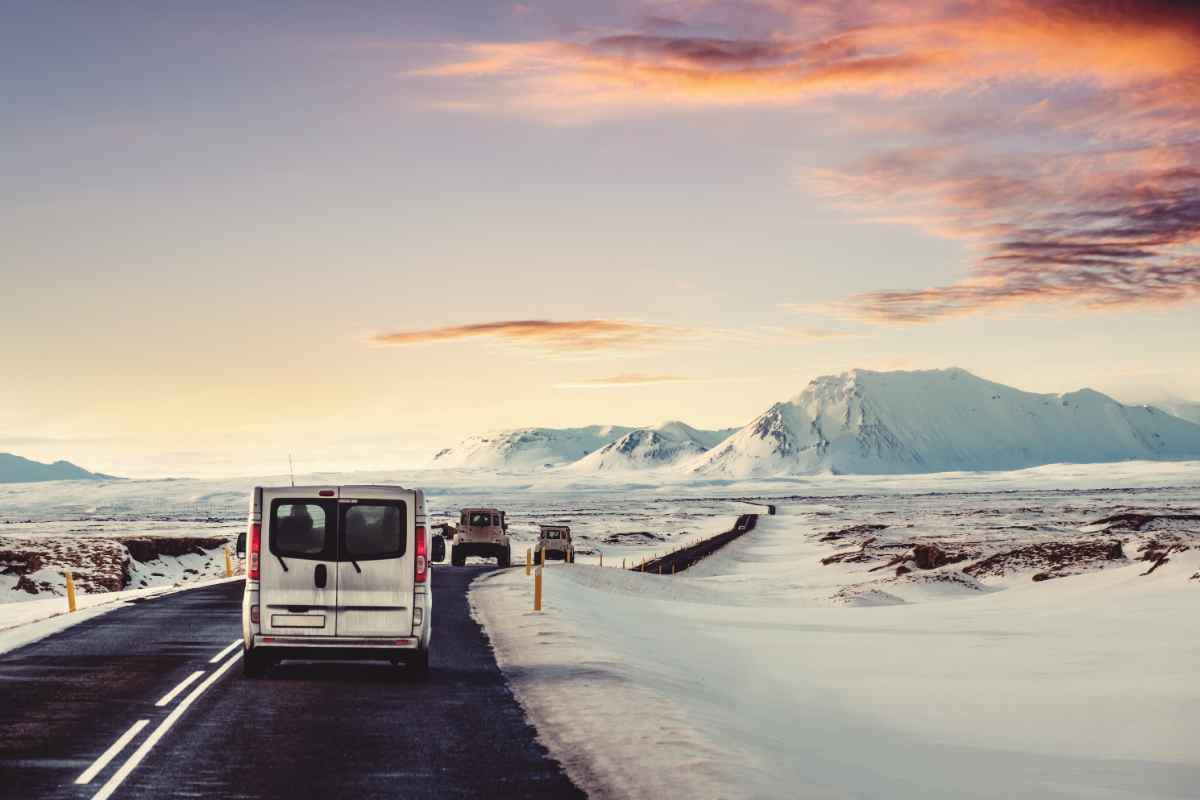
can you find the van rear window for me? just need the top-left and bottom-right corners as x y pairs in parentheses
(344, 502), (407, 560)
(271, 502), (332, 559)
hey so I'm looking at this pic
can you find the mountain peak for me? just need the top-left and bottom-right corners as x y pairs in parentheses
(0, 453), (118, 484)
(691, 368), (1200, 477)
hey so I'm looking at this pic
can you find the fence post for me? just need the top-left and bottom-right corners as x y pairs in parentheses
(525, 548), (532, 576)
(534, 566), (543, 611)
(599, 552), (603, 568)
(65, 571), (77, 613)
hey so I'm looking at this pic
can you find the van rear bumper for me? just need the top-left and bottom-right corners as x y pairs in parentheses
(251, 634), (423, 660)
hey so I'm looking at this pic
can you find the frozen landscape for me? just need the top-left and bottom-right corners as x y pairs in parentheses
(0, 455), (1197, 797)
(469, 469), (1200, 799)
(432, 369), (1200, 477)
(2, 366), (1198, 800)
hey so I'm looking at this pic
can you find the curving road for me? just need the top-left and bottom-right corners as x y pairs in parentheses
(0, 567), (584, 799)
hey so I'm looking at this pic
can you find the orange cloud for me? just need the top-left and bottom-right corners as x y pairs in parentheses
(370, 319), (698, 354)
(410, 1), (1200, 322)
(410, 2), (1200, 111)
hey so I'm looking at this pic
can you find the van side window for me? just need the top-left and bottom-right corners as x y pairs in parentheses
(272, 503), (329, 558)
(344, 503), (407, 560)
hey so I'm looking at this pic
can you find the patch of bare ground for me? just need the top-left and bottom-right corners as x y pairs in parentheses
(964, 540), (1125, 582)
(1, 534), (233, 599)
(1089, 512), (1200, 531)
(819, 524), (888, 543)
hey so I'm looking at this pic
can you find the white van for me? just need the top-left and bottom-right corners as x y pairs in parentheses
(236, 485), (445, 677)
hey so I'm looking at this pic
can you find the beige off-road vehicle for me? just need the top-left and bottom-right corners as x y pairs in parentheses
(534, 525), (574, 562)
(451, 508), (511, 566)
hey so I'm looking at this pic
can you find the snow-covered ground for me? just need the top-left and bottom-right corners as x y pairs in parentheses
(3, 461), (1197, 796)
(472, 497), (1200, 800)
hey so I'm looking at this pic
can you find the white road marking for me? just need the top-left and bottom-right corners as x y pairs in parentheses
(91, 651), (243, 800)
(209, 638), (243, 664)
(75, 719), (150, 785)
(153, 670), (205, 707)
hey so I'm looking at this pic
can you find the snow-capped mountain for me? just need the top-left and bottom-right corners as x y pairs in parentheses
(431, 425), (636, 469)
(566, 421), (740, 472)
(685, 368), (1200, 477)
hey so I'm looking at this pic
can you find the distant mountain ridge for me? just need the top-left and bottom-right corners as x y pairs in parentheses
(431, 368), (1200, 477)
(431, 425), (638, 469)
(567, 421), (741, 471)
(0, 453), (118, 483)
(685, 368), (1200, 477)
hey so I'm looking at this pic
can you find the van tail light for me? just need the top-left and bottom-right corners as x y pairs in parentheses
(415, 525), (427, 583)
(248, 522), (262, 580)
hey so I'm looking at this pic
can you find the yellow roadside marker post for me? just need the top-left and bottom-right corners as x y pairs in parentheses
(224, 547), (233, 578)
(540, 547), (546, 567)
(65, 571), (77, 613)
(672, 562), (676, 575)
(534, 566), (543, 611)
(599, 552), (603, 567)
(622, 558), (626, 570)
(525, 548), (532, 576)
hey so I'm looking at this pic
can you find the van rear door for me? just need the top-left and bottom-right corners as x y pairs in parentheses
(335, 486), (416, 638)
(260, 488), (339, 637)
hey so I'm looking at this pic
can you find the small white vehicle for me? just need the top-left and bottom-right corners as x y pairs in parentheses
(237, 485), (445, 678)
(450, 508), (511, 566)
(534, 525), (574, 562)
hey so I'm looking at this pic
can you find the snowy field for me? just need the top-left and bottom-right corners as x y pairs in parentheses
(469, 468), (1200, 800)
(2, 461), (1198, 797)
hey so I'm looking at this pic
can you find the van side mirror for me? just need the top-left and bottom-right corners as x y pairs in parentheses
(236, 531), (246, 559)
(431, 535), (446, 563)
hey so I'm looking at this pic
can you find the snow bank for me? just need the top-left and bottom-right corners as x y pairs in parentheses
(472, 514), (1200, 799)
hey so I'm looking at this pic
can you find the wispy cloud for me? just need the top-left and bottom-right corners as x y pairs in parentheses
(409, 2), (1200, 112)
(554, 373), (697, 389)
(809, 141), (1200, 322)
(370, 319), (700, 354)
(411, 0), (1200, 322)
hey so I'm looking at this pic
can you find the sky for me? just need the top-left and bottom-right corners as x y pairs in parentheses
(2, 1), (1198, 478)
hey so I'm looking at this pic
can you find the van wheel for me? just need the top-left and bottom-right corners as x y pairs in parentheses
(498, 548), (511, 568)
(451, 547), (465, 567)
(243, 649), (269, 679)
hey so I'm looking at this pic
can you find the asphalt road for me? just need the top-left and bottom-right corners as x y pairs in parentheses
(0, 567), (586, 799)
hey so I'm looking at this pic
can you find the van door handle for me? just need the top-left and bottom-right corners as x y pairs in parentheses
(314, 563), (327, 589)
